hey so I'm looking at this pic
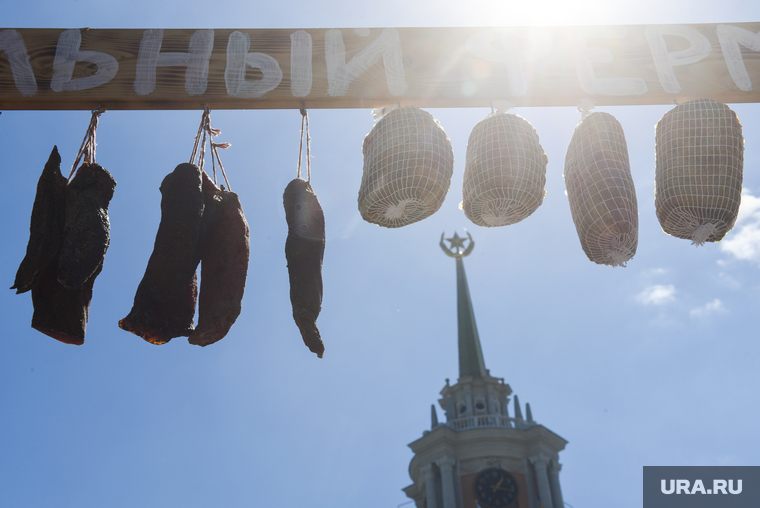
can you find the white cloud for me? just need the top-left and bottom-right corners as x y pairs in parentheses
(721, 189), (760, 265)
(689, 299), (727, 319)
(636, 284), (676, 305)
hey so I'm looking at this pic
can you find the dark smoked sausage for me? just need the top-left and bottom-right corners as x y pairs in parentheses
(283, 178), (325, 358)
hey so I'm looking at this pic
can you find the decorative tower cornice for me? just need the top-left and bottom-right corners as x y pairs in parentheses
(403, 232), (568, 508)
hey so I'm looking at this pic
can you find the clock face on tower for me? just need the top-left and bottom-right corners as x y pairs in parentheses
(474, 468), (519, 508)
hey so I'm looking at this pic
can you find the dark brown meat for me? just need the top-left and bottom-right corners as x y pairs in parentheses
(58, 162), (116, 289)
(189, 189), (250, 347)
(119, 163), (204, 344)
(12, 146), (67, 294)
(283, 178), (325, 358)
(31, 256), (102, 346)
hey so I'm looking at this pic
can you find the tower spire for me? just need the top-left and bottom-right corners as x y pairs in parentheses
(440, 232), (487, 380)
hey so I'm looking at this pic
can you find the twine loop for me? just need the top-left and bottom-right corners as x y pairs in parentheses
(69, 105), (105, 181)
(297, 103), (312, 182)
(190, 105), (232, 191)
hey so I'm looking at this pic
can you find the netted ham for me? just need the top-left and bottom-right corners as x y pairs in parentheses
(564, 112), (638, 267)
(462, 112), (547, 227)
(654, 99), (744, 245)
(358, 107), (454, 228)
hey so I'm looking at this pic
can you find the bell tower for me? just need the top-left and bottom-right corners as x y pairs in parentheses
(402, 232), (567, 508)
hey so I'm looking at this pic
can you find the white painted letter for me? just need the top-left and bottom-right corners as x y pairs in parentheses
(570, 26), (648, 96)
(717, 25), (760, 91)
(134, 29), (214, 96)
(691, 480), (706, 494)
(224, 31), (283, 98)
(661, 480), (675, 494)
(676, 479), (691, 494)
(51, 29), (118, 92)
(645, 25), (712, 94)
(324, 28), (407, 97)
(713, 479), (727, 494)
(290, 30), (312, 97)
(0, 30), (36, 96)
(729, 479), (742, 494)
(465, 28), (552, 97)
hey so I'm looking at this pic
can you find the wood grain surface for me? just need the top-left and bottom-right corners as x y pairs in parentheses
(0, 24), (758, 111)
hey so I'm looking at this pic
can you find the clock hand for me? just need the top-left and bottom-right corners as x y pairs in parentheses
(490, 477), (504, 492)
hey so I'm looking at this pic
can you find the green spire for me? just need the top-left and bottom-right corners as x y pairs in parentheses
(440, 232), (488, 380)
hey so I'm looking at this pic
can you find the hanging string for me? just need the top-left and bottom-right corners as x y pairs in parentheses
(297, 104), (312, 182)
(69, 105), (105, 182)
(189, 105), (231, 190)
(577, 98), (596, 121)
(491, 101), (515, 115)
(189, 105), (211, 170)
(210, 139), (232, 191)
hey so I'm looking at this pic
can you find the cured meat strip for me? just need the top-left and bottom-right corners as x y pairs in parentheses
(58, 162), (116, 289)
(189, 187), (250, 347)
(31, 257), (102, 345)
(12, 146), (67, 294)
(283, 178), (325, 358)
(119, 163), (204, 344)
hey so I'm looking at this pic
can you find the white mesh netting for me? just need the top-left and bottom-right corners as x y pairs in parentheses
(654, 99), (744, 245)
(462, 112), (547, 227)
(564, 111), (638, 267)
(358, 107), (454, 228)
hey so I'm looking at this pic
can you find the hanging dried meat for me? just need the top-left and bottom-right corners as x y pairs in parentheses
(654, 99), (744, 245)
(12, 140), (116, 345)
(189, 176), (250, 347)
(31, 258), (102, 345)
(11, 146), (67, 294)
(58, 162), (116, 289)
(119, 163), (204, 344)
(284, 177), (325, 358)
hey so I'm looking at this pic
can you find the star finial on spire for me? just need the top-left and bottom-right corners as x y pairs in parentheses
(440, 231), (475, 258)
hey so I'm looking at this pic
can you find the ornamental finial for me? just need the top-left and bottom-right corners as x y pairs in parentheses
(440, 231), (475, 258)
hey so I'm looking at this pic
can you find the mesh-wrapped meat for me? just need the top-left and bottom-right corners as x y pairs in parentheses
(11, 146), (67, 294)
(564, 112), (638, 267)
(58, 162), (116, 289)
(654, 99), (744, 245)
(284, 178), (325, 358)
(462, 112), (547, 227)
(189, 183), (250, 347)
(358, 107), (454, 228)
(119, 163), (204, 344)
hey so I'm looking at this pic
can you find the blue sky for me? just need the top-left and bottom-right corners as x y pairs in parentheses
(1, 2), (760, 508)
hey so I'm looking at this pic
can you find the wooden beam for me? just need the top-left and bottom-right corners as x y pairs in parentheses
(0, 24), (759, 111)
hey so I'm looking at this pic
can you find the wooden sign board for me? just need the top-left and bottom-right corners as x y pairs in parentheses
(0, 23), (759, 111)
